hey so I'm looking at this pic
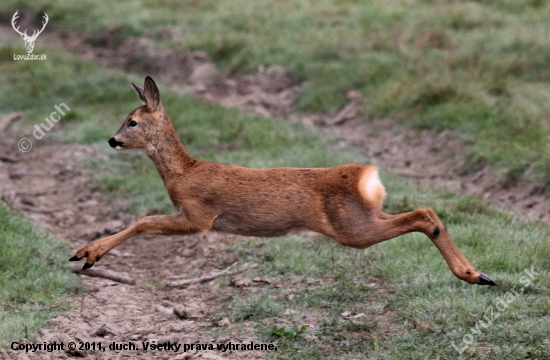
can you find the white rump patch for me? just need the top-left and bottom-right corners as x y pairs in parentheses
(359, 167), (386, 208)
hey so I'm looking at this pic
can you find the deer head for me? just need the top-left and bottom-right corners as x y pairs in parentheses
(108, 76), (166, 150)
(11, 11), (49, 54)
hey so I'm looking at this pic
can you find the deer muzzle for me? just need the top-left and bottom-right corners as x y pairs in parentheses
(108, 137), (124, 149)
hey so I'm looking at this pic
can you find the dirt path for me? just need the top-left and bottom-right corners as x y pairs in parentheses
(0, 121), (273, 360)
(1, 24), (549, 359)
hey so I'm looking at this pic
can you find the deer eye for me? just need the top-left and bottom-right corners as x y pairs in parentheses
(128, 120), (138, 127)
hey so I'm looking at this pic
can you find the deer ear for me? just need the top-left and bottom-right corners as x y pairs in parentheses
(131, 83), (147, 105)
(143, 76), (161, 111)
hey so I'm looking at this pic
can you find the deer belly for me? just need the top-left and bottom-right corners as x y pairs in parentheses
(210, 208), (306, 237)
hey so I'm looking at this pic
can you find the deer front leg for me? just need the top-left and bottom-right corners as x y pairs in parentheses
(69, 214), (212, 270)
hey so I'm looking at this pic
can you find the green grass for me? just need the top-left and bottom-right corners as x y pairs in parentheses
(0, 203), (81, 348)
(227, 184), (550, 359)
(1, 27), (549, 358)
(2, 0), (550, 183)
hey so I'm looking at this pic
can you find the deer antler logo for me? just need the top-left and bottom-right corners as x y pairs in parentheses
(11, 11), (49, 54)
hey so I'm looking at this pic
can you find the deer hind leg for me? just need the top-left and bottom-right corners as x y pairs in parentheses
(350, 167), (495, 285)
(334, 208), (495, 286)
(70, 214), (212, 270)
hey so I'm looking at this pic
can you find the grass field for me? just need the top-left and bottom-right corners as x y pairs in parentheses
(2, 0), (550, 185)
(1, 35), (549, 357)
(0, 203), (81, 348)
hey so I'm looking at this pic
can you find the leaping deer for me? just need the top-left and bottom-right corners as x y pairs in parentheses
(11, 11), (49, 54)
(70, 76), (496, 286)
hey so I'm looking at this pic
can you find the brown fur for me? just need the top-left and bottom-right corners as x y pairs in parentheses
(72, 77), (496, 286)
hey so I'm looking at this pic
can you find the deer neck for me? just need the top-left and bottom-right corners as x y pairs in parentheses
(145, 116), (196, 181)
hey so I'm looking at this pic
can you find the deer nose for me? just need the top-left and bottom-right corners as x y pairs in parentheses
(108, 137), (124, 148)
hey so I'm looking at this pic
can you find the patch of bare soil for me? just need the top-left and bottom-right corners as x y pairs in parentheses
(42, 27), (550, 226)
(53, 30), (301, 120)
(0, 118), (271, 359)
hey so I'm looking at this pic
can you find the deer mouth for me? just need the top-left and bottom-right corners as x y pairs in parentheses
(108, 137), (124, 149)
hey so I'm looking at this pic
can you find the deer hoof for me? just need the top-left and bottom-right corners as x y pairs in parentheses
(69, 255), (82, 261)
(82, 262), (94, 270)
(478, 273), (496, 286)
